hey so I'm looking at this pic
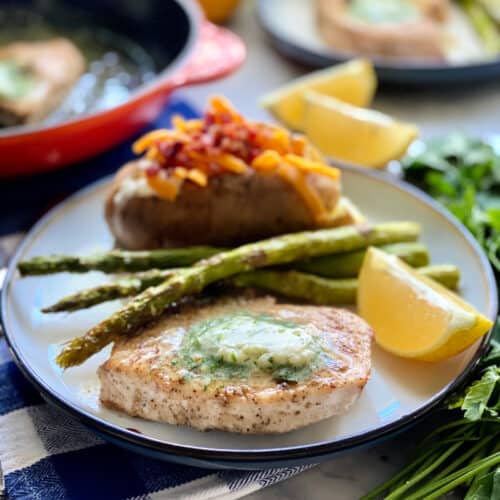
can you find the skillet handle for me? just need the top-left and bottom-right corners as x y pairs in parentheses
(169, 22), (246, 88)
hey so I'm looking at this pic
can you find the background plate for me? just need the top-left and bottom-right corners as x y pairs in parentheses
(257, 0), (500, 85)
(2, 168), (497, 469)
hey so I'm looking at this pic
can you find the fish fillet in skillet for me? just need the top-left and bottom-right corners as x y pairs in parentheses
(0, 38), (85, 127)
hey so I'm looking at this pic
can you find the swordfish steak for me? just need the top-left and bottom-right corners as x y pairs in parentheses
(98, 297), (373, 434)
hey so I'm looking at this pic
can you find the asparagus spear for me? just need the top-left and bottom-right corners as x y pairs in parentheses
(42, 269), (175, 313)
(56, 221), (420, 368)
(295, 242), (429, 278)
(420, 264), (461, 290)
(43, 242), (430, 313)
(461, 0), (500, 55)
(45, 261), (460, 313)
(18, 241), (427, 278)
(17, 246), (222, 276)
(478, 0), (500, 23)
(234, 270), (358, 305)
(231, 265), (461, 305)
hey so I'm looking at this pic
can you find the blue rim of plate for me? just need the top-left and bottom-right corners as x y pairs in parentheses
(256, 0), (500, 85)
(1, 168), (498, 468)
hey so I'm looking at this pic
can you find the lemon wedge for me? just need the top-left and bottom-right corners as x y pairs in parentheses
(261, 59), (376, 131)
(303, 91), (419, 168)
(357, 247), (493, 362)
(197, 0), (240, 23)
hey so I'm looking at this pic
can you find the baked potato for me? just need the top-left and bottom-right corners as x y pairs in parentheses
(105, 97), (363, 249)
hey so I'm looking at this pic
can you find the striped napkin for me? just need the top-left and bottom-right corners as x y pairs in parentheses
(0, 340), (310, 499)
(0, 337), (309, 499)
(0, 98), (311, 499)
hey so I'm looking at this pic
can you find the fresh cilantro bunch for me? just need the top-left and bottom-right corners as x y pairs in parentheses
(402, 133), (500, 272)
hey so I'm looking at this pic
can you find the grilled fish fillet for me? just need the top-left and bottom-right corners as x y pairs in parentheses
(0, 38), (85, 127)
(99, 297), (373, 433)
(316, 0), (450, 61)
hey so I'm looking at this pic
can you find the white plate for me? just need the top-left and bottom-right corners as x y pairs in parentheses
(2, 167), (497, 469)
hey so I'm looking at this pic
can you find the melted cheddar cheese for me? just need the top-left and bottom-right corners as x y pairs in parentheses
(133, 96), (341, 221)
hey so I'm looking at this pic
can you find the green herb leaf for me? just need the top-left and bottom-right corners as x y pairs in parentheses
(493, 466), (500, 499)
(481, 324), (500, 368)
(0, 59), (36, 100)
(461, 366), (500, 420)
(465, 467), (500, 500)
(486, 208), (500, 232)
(402, 133), (500, 272)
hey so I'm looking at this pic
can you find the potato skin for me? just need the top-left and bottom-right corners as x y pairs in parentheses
(105, 161), (341, 249)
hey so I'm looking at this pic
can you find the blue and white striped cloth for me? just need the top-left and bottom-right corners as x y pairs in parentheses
(0, 98), (311, 499)
(0, 338), (311, 499)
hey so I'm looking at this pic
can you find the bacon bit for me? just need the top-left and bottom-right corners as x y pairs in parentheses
(145, 164), (161, 176)
(209, 162), (223, 174)
(219, 112), (233, 124)
(285, 154), (340, 181)
(247, 147), (261, 163)
(186, 168), (208, 187)
(146, 172), (183, 201)
(158, 141), (183, 167)
(203, 112), (216, 129)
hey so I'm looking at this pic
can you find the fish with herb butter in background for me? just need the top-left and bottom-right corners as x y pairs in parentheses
(316, 0), (450, 60)
(0, 38), (85, 127)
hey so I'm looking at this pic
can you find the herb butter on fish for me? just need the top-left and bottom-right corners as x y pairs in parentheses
(349, 0), (421, 24)
(179, 311), (324, 382)
(0, 60), (35, 101)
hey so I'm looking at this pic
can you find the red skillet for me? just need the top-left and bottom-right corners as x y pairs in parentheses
(0, 1), (245, 177)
